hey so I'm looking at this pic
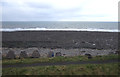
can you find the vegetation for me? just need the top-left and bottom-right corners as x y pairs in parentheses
(2, 54), (118, 65)
(2, 63), (119, 75)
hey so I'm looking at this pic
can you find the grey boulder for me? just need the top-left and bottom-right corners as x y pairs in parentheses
(19, 51), (28, 58)
(31, 50), (40, 58)
(56, 52), (62, 57)
(6, 50), (16, 59)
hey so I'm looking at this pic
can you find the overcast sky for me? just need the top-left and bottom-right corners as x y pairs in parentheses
(1, 0), (119, 21)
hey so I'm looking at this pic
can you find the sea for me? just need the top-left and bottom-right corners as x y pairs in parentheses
(1, 21), (119, 32)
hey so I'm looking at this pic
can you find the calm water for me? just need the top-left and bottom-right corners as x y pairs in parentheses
(1, 21), (118, 32)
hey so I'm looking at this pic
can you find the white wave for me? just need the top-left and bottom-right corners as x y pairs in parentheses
(0, 28), (119, 32)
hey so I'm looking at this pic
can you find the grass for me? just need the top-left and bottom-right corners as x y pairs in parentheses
(2, 63), (119, 75)
(2, 54), (118, 65)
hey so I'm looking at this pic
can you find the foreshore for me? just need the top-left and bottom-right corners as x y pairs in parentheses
(2, 31), (118, 49)
(1, 31), (118, 57)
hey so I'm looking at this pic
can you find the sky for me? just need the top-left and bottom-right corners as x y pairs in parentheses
(1, 0), (119, 21)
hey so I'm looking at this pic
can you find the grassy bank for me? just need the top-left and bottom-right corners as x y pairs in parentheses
(2, 63), (119, 75)
(2, 54), (118, 65)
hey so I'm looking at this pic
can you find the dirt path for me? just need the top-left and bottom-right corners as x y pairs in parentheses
(2, 59), (119, 68)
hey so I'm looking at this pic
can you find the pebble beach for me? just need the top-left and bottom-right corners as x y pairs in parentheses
(2, 31), (119, 58)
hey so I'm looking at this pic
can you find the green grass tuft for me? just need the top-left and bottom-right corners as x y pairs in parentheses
(2, 63), (119, 75)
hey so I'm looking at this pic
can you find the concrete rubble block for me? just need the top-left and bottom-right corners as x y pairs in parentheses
(19, 51), (28, 58)
(6, 50), (16, 59)
(31, 50), (40, 58)
(56, 52), (62, 57)
(48, 51), (54, 57)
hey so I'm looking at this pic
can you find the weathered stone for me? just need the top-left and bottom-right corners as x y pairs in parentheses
(31, 50), (40, 58)
(6, 50), (16, 59)
(56, 52), (62, 56)
(109, 52), (115, 55)
(20, 51), (28, 58)
(81, 51), (86, 53)
(56, 52), (62, 57)
(63, 54), (66, 56)
(48, 51), (54, 57)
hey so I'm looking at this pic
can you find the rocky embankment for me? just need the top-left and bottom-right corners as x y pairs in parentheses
(1, 48), (118, 59)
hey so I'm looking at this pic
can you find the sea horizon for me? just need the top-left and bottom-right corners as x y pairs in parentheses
(1, 21), (118, 32)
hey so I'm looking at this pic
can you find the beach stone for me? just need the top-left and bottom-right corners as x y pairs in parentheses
(31, 50), (40, 58)
(81, 51), (86, 53)
(19, 51), (28, 58)
(63, 54), (66, 56)
(48, 51), (54, 57)
(109, 52), (114, 55)
(6, 50), (16, 59)
(56, 52), (62, 57)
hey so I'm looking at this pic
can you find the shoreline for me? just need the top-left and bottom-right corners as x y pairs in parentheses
(1, 28), (119, 32)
